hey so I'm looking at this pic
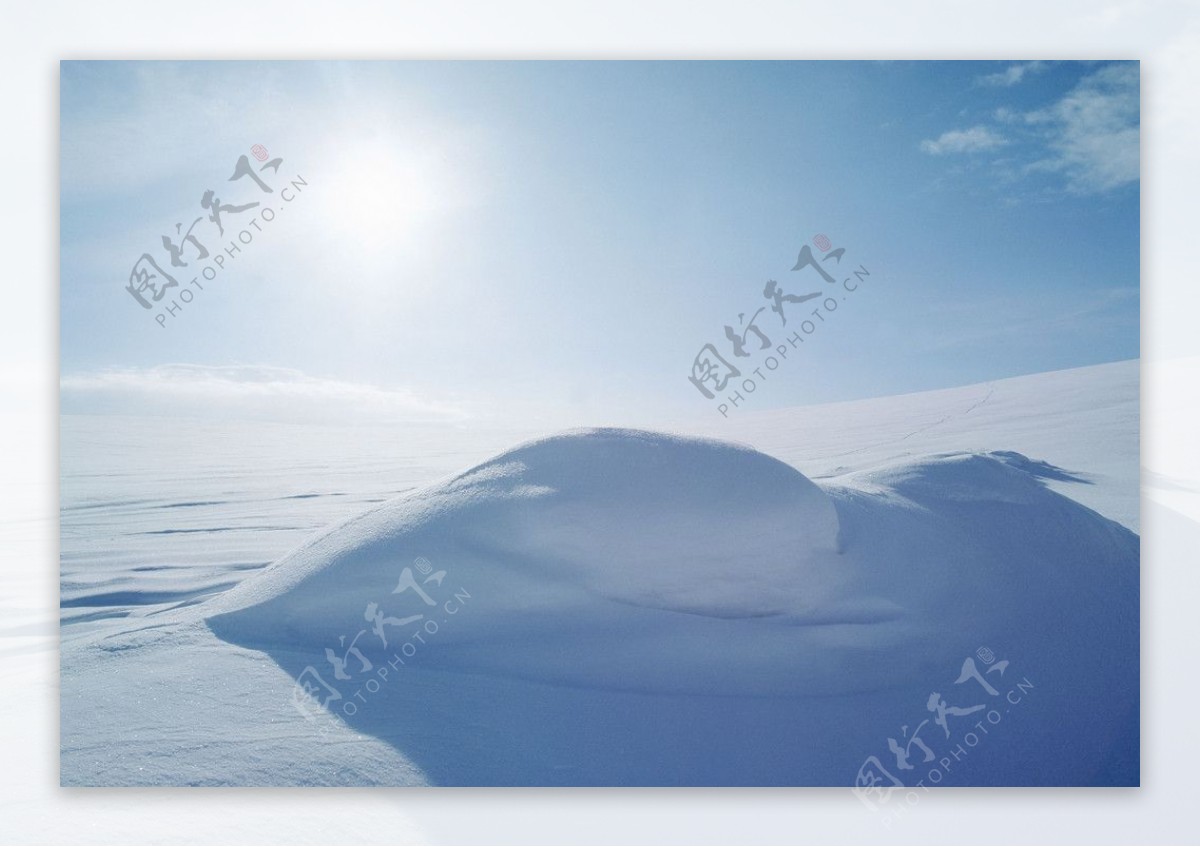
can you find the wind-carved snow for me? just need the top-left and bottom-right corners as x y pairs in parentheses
(60, 362), (1140, 786)
(200, 428), (1137, 786)
(209, 430), (842, 624)
(209, 430), (865, 697)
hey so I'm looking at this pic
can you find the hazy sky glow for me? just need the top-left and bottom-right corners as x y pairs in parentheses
(60, 60), (1139, 427)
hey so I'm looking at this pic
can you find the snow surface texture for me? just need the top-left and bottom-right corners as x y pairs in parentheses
(60, 361), (1139, 786)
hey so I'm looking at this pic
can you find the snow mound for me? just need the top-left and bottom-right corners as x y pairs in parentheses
(206, 429), (844, 618)
(435, 428), (842, 616)
(207, 431), (1136, 716)
(207, 429), (851, 691)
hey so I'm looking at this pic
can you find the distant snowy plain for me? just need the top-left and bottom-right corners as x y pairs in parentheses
(60, 360), (1139, 786)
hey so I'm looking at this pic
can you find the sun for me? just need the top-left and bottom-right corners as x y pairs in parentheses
(319, 138), (451, 257)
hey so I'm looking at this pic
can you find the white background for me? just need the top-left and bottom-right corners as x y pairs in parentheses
(2, 1), (1197, 843)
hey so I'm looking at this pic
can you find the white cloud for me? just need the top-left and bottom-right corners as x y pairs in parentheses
(919, 126), (1008, 155)
(978, 61), (1048, 87)
(1025, 62), (1140, 193)
(60, 364), (467, 424)
(922, 63), (1138, 196)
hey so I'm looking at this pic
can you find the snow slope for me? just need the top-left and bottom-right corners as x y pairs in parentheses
(60, 360), (1140, 787)
(707, 358), (1140, 533)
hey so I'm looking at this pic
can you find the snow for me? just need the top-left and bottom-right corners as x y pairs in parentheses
(60, 360), (1140, 786)
(704, 358), (1140, 533)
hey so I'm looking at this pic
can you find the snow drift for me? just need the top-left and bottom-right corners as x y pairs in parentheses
(205, 428), (1138, 784)
(208, 429), (854, 695)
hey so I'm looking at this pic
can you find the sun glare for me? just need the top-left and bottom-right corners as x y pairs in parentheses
(320, 139), (450, 256)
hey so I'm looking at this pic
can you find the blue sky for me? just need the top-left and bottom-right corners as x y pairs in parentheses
(60, 60), (1139, 427)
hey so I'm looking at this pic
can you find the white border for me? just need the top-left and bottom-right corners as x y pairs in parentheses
(4, 1), (1197, 843)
